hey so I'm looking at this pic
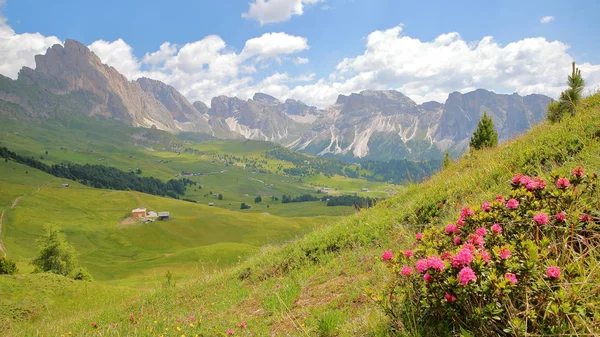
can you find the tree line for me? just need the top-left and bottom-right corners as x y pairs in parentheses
(0, 146), (189, 198)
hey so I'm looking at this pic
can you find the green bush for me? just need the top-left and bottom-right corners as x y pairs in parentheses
(0, 256), (18, 275)
(379, 167), (599, 336)
(71, 266), (93, 281)
(31, 225), (78, 276)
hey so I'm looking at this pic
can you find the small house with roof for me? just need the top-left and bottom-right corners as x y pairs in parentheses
(131, 208), (147, 217)
(158, 212), (170, 220)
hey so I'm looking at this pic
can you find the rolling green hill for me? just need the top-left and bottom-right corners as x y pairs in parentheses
(2, 93), (597, 336)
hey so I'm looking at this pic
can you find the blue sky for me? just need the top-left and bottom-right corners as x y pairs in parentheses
(1, 0), (599, 107)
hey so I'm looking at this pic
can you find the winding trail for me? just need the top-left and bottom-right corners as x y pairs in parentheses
(0, 184), (45, 257)
(0, 209), (6, 258)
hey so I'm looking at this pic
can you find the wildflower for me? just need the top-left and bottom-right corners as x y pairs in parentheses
(189, 323), (195, 328)
(404, 250), (414, 258)
(476, 227), (487, 237)
(415, 232), (423, 241)
(533, 212), (549, 225)
(415, 259), (428, 273)
(546, 266), (561, 279)
(441, 251), (451, 260)
(495, 194), (506, 203)
(129, 314), (135, 323)
(534, 177), (547, 189)
(572, 166), (584, 177)
(499, 248), (511, 260)
(481, 201), (491, 212)
(445, 223), (458, 234)
(491, 223), (502, 234)
(239, 322), (247, 329)
(555, 212), (567, 222)
(451, 246), (473, 267)
(556, 177), (570, 189)
(458, 267), (477, 285)
(91, 322), (98, 329)
(453, 236), (461, 245)
(444, 293), (457, 302)
(423, 273), (433, 282)
(227, 330), (235, 335)
(177, 327), (182, 332)
(579, 214), (593, 222)
(382, 250), (393, 261)
(401, 266), (414, 276)
(427, 256), (445, 271)
(275, 283), (281, 289)
(468, 233), (485, 247)
(506, 199), (519, 209)
(519, 175), (532, 186)
(461, 207), (475, 217)
(478, 250), (490, 263)
(457, 217), (465, 227)
(511, 174), (523, 184)
(504, 273), (518, 284)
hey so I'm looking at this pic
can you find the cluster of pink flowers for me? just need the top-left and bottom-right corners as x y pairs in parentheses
(512, 174), (546, 191)
(401, 266), (414, 275)
(555, 212), (567, 222)
(533, 212), (549, 225)
(415, 232), (423, 241)
(467, 233), (485, 247)
(461, 206), (475, 218)
(572, 166), (584, 177)
(491, 223), (502, 234)
(444, 293), (457, 302)
(499, 248), (511, 260)
(415, 256), (446, 273)
(504, 273), (518, 284)
(458, 267), (477, 285)
(475, 227), (487, 237)
(453, 236), (462, 245)
(451, 246), (473, 267)
(556, 177), (571, 189)
(579, 214), (593, 222)
(481, 201), (491, 212)
(227, 329), (235, 335)
(382, 250), (393, 261)
(445, 223), (459, 234)
(506, 199), (519, 209)
(404, 250), (414, 258)
(546, 266), (561, 279)
(495, 194), (506, 203)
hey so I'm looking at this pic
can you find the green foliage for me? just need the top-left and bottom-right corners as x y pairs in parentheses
(380, 168), (600, 336)
(469, 112), (498, 150)
(443, 152), (451, 169)
(71, 266), (93, 282)
(240, 202), (251, 210)
(0, 256), (18, 275)
(218, 193), (223, 200)
(548, 62), (586, 123)
(254, 196), (262, 203)
(317, 310), (343, 336)
(31, 225), (78, 276)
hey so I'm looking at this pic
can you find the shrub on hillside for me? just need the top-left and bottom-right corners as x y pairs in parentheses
(31, 225), (78, 276)
(71, 266), (94, 282)
(0, 256), (18, 275)
(379, 167), (599, 336)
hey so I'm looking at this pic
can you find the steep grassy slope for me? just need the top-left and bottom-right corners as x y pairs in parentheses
(3, 94), (598, 336)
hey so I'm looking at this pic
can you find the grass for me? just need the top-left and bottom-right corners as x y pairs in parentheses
(3, 94), (599, 336)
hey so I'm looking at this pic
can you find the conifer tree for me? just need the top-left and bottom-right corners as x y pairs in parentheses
(443, 152), (451, 169)
(31, 225), (77, 276)
(470, 112), (498, 150)
(548, 62), (585, 123)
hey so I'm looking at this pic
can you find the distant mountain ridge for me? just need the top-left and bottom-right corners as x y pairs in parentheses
(0, 39), (552, 161)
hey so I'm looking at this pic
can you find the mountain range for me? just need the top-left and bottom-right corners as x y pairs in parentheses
(0, 39), (552, 161)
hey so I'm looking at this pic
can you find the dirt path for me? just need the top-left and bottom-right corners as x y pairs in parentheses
(11, 196), (23, 209)
(0, 209), (6, 257)
(0, 185), (46, 257)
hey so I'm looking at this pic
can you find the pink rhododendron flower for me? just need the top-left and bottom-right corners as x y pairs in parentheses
(579, 214), (593, 222)
(468, 234), (485, 247)
(533, 212), (549, 225)
(572, 166), (584, 177)
(423, 273), (433, 282)
(445, 223), (458, 234)
(534, 177), (547, 189)
(491, 223), (502, 234)
(427, 256), (445, 271)
(546, 266), (561, 279)
(476, 227), (487, 237)
(415, 259), (428, 273)
(453, 236), (462, 245)
(495, 194), (506, 203)
(519, 175), (532, 186)
(227, 329), (235, 335)
(460, 207), (475, 218)
(478, 250), (490, 263)
(499, 248), (511, 260)
(505, 273), (518, 284)
(415, 232), (423, 241)
(457, 217), (465, 227)
(382, 250), (393, 261)
(458, 267), (477, 285)
(556, 177), (571, 189)
(444, 293), (457, 302)
(481, 201), (491, 212)
(512, 174), (523, 184)
(401, 266), (414, 276)
(555, 212), (567, 222)
(451, 247), (473, 268)
(239, 322), (247, 328)
(404, 250), (414, 258)
(441, 251), (451, 260)
(506, 199), (519, 209)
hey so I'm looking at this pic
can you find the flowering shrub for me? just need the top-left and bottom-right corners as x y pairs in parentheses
(379, 167), (600, 336)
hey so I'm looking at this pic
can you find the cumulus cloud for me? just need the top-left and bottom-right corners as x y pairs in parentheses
(293, 57), (309, 64)
(541, 16), (555, 24)
(241, 32), (309, 60)
(88, 39), (141, 79)
(0, 14), (61, 79)
(242, 0), (324, 25)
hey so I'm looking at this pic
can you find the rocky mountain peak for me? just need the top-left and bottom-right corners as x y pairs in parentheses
(252, 93), (280, 105)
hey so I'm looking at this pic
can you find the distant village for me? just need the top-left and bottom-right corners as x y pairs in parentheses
(131, 208), (170, 223)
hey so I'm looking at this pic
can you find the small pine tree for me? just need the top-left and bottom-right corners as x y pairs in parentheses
(548, 62), (585, 123)
(0, 256), (18, 275)
(470, 112), (498, 150)
(218, 194), (223, 200)
(254, 196), (262, 203)
(31, 225), (77, 276)
(443, 152), (451, 169)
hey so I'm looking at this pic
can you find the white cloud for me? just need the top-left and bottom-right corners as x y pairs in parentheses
(142, 42), (177, 67)
(88, 39), (141, 79)
(0, 14), (61, 79)
(293, 57), (309, 64)
(241, 32), (309, 60)
(242, 0), (324, 25)
(541, 16), (555, 24)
